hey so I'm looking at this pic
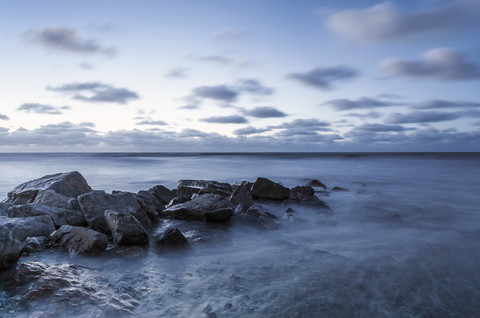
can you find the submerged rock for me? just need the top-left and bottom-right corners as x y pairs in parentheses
(6, 171), (92, 208)
(235, 204), (280, 229)
(50, 225), (108, 254)
(78, 190), (151, 234)
(305, 179), (327, 190)
(105, 210), (149, 246)
(288, 186), (330, 208)
(153, 228), (188, 246)
(7, 203), (86, 228)
(163, 193), (234, 222)
(332, 186), (348, 191)
(148, 185), (175, 205)
(251, 177), (290, 200)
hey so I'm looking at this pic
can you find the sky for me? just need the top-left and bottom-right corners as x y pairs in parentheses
(1, 0), (480, 152)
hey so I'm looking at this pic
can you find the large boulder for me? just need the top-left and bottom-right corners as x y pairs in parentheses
(148, 185), (175, 205)
(6, 171), (92, 208)
(229, 183), (253, 208)
(7, 204), (86, 228)
(304, 179), (327, 190)
(288, 186), (329, 208)
(163, 193), (234, 222)
(50, 225), (108, 254)
(0, 203), (12, 215)
(104, 210), (149, 246)
(78, 191), (151, 234)
(153, 228), (188, 247)
(251, 177), (290, 200)
(176, 185), (202, 198)
(0, 216), (55, 270)
(136, 191), (163, 223)
(177, 179), (234, 198)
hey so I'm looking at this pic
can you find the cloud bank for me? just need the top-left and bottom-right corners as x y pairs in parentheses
(289, 66), (358, 90)
(17, 103), (70, 115)
(47, 82), (139, 104)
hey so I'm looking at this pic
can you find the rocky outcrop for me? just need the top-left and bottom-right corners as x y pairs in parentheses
(136, 191), (163, 224)
(176, 185), (202, 198)
(0, 202), (12, 215)
(78, 190), (151, 234)
(251, 177), (290, 200)
(50, 225), (108, 254)
(229, 183), (253, 209)
(178, 180), (234, 198)
(148, 185), (175, 205)
(198, 181), (234, 197)
(166, 195), (190, 208)
(163, 193), (234, 222)
(304, 179), (327, 190)
(235, 204), (280, 229)
(7, 204), (86, 228)
(104, 210), (149, 246)
(288, 186), (330, 208)
(153, 228), (188, 246)
(6, 171), (92, 208)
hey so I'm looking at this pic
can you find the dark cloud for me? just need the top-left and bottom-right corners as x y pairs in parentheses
(193, 85), (239, 102)
(233, 126), (269, 136)
(271, 118), (331, 130)
(165, 68), (188, 78)
(385, 111), (461, 124)
(200, 115), (248, 124)
(324, 97), (399, 110)
(235, 79), (273, 96)
(0, 114), (10, 120)
(243, 106), (287, 118)
(135, 120), (168, 126)
(382, 48), (480, 81)
(47, 82), (139, 104)
(326, 1), (480, 44)
(25, 27), (116, 57)
(188, 54), (249, 67)
(211, 28), (248, 41)
(17, 103), (70, 115)
(413, 99), (480, 109)
(354, 123), (410, 132)
(288, 66), (358, 90)
(178, 104), (200, 110)
(344, 111), (383, 120)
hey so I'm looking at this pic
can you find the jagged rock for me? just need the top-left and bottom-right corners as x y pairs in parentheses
(67, 198), (81, 211)
(166, 195), (190, 208)
(7, 203), (86, 228)
(288, 186), (330, 208)
(78, 190), (151, 234)
(229, 183), (253, 209)
(0, 216), (55, 270)
(163, 193), (234, 222)
(251, 177), (290, 200)
(0, 202), (12, 215)
(198, 181), (234, 197)
(176, 185), (202, 198)
(50, 225), (108, 254)
(332, 186), (348, 191)
(136, 191), (163, 224)
(153, 228), (188, 246)
(6, 171), (92, 208)
(235, 204), (280, 229)
(10, 261), (47, 285)
(104, 210), (149, 246)
(305, 179), (327, 190)
(148, 185), (175, 205)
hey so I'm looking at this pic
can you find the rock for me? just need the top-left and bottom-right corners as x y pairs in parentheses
(166, 195), (190, 208)
(251, 177), (290, 200)
(235, 204), (280, 229)
(6, 171), (92, 207)
(163, 193), (234, 222)
(10, 261), (47, 285)
(136, 191), (163, 224)
(176, 185), (202, 198)
(23, 236), (52, 254)
(153, 228), (188, 246)
(78, 190), (151, 234)
(104, 210), (149, 246)
(198, 181), (234, 197)
(7, 203), (86, 228)
(304, 179), (327, 190)
(148, 185), (175, 205)
(50, 225), (108, 254)
(0, 215), (55, 270)
(285, 207), (296, 213)
(0, 202), (12, 215)
(229, 183), (253, 208)
(332, 186), (348, 191)
(288, 186), (330, 208)
(67, 198), (81, 211)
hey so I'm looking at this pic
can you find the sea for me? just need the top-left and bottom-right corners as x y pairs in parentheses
(0, 152), (479, 317)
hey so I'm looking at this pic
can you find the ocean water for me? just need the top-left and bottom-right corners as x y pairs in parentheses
(1, 153), (480, 317)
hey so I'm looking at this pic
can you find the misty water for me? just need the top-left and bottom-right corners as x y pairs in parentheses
(1, 153), (480, 317)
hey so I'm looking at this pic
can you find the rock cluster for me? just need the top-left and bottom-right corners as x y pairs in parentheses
(1, 172), (336, 271)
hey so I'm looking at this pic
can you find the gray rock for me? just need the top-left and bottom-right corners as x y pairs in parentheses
(148, 185), (175, 205)
(104, 210), (149, 246)
(166, 195), (191, 208)
(251, 177), (290, 200)
(6, 171), (92, 207)
(0, 202), (13, 215)
(332, 186), (348, 191)
(229, 183), (253, 208)
(153, 228), (188, 246)
(50, 225), (108, 254)
(7, 204), (86, 228)
(0, 215), (55, 270)
(235, 204), (280, 229)
(288, 186), (330, 208)
(163, 193), (234, 222)
(78, 190), (151, 234)
(198, 181), (234, 197)
(305, 179), (327, 190)
(67, 198), (81, 211)
(176, 185), (202, 198)
(136, 191), (162, 224)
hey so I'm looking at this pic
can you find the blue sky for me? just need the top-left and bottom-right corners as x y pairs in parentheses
(1, 0), (480, 151)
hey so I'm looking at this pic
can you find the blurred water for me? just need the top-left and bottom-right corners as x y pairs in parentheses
(1, 153), (480, 317)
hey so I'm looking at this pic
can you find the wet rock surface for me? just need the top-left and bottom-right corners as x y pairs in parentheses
(163, 193), (234, 222)
(7, 204), (86, 228)
(148, 185), (175, 205)
(235, 204), (281, 229)
(251, 177), (290, 200)
(304, 179), (327, 190)
(50, 225), (108, 254)
(105, 210), (149, 246)
(153, 228), (188, 246)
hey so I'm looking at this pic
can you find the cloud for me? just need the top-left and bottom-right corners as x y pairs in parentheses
(188, 54), (249, 67)
(324, 97), (399, 110)
(200, 115), (248, 124)
(235, 79), (273, 96)
(345, 111), (383, 120)
(413, 99), (480, 109)
(47, 82), (139, 104)
(135, 120), (168, 126)
(382, 48), (480, 81)
(165, 68), (188, 78)
(288, 66), (358, 90)
(385, 111), (462, 124)
(271, 118), (331, 130)
(326, 1), (480, 44)
(353, 123), (410, 132)
(193, 85), (239, 102)
(233, 126), (269, 136)
(178, 104), (200, 110)
(25, 27), (116, 57)
(79, 62), (94, 70)
(17, 103), (70, 115)
(212, 28), (247, 41)
(243, 106), (287, 118)
(0, 114), (10, 120)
